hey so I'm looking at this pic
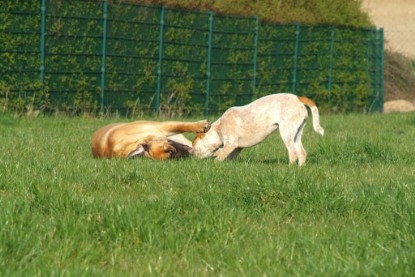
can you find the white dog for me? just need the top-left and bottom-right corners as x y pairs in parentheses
(192, 93), (324, 166)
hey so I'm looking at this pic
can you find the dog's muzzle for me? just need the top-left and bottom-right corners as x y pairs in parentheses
(167, 139), (192, 159)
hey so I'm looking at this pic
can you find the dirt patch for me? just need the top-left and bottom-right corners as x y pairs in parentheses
(383, 99), (415, 113)
(362, 0), (415, 59)
(362, 0), (415, 106)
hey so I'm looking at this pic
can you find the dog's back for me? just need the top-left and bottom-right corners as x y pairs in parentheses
(215, 93), (308, 147)
(91, 123), (122, 158)
(91, 121), (156, 158)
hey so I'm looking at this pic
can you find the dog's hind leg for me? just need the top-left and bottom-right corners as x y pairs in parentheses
(293, 122), (307, 166)
(279, 127), (298, 165)
(280, 117), (308, 166)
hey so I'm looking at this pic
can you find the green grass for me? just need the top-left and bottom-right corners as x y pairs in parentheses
(1, 112), (414, 276)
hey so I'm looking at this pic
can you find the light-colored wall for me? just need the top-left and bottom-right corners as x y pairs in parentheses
(362, 0), (415, 58)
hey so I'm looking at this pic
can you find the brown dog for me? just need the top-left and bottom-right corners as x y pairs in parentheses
(91, 120), (210, 160)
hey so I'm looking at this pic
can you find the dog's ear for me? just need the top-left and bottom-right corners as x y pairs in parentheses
(128, 144), (149, 159)
(167, 139), (192, 154)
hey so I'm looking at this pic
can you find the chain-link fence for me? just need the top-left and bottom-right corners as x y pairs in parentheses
(0, 0), (384, 116)
(383, 30), (415, 103)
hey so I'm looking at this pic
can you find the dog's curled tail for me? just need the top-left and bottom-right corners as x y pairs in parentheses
(298, 96), (324, 136)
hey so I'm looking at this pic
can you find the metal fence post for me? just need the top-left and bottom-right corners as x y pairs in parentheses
(252, 15), (259, 100)
(100, 0), (108, 115)
(291, 23), (300, 94)
(155, 7), (165, 113)
(369, 27), (384, 113)
(366, 28), (374, 64)
(379, 28), (384, 111)
(327, 27), (335, 92)
(367, 28), (375, 109)
(40, 0), (46, 86)
(204, 11), (213, 116)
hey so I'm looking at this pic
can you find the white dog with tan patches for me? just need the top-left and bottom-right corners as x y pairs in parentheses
(192, 93), (324, 166)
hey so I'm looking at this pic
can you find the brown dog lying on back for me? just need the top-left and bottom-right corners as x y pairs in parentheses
(91, 120), (210, 160)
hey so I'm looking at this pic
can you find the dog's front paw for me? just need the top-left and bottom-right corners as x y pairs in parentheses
(195, 120), (211, 133)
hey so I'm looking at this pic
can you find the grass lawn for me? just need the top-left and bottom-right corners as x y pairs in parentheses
(0, 112), (414, 276)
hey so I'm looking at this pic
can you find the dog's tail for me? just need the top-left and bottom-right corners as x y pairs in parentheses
(298, 96), (324, 136)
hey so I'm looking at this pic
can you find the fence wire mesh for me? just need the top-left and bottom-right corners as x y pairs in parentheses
(383, 31), (415, 103)
(0, 0), (384, 116)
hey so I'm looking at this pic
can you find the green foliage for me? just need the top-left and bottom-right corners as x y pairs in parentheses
(103, 3), (160, 114)
(0, 113), (414, 275)
(0, 0), (382, 116)
(44, 0), (102, 115)
(208, 15), (258, 112)
(147, 0), (371, 27)
(157, 8), (210, 116)
(0, 0), (46, 114)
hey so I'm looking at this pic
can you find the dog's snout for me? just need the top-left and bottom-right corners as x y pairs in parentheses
(167, 140), (192, 159)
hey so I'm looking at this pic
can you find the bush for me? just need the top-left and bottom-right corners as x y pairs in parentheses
(0, 0), (382, 116)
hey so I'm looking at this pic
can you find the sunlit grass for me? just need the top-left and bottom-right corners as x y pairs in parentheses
(0, 112), (414, 276)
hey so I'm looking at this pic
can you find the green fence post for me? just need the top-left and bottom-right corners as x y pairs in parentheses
(291, 23), (300, 94)
(369, 27), (384, 113)
(155, 6), (165, 113)
(40, 0), (46, 86)
(204, 11), (213, 116)
(367, 28), (375, 111)
(252, 15), (259, 100)
(99, 0), (108, 115)
(366, 28), (374, 64)
(327, 27), (335, 92)
(379, 28), (384, 112)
